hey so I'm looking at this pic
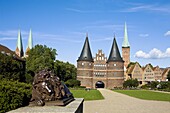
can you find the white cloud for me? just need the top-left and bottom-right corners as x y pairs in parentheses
(164, 31), (170, 36)
(134, 48), (170, 59)
(0, 37), (17, 41)
(84, 24), (124, 31)
(121, 4), (170, 13)
(0, 30), (83, 43)
(139, 34), (149, 37)
(66, 8), (102, 13)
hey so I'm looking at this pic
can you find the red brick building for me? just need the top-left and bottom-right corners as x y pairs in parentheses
(77, 35), (124, 89)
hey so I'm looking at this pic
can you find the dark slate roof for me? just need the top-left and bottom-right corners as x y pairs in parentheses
(0, 44), (25, 62)
(77, 36), (93, 62)
(107, 37), (124, 62)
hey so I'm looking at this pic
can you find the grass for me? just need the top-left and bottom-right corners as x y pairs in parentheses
(70, 89), (104, 101)
(114, 90), (170, 102)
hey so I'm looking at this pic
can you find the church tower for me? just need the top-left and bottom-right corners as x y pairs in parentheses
(122, 22), (130, 68)
(15, 30), (24, 57)
(25, 29), (33, 57)
(107, 37), (124, 88)
(77, 33), (94, 88)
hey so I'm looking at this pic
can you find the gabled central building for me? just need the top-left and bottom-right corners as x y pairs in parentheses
(77, 35), (124, 89)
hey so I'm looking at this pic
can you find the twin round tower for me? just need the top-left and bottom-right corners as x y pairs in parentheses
(77, 22), (130, 89)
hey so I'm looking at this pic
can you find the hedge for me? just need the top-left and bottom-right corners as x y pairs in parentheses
(0, 80), (32, 113)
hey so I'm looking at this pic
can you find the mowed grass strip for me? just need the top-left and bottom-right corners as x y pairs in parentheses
(70, 89), (104, 101)
(114, 90), (170, 101)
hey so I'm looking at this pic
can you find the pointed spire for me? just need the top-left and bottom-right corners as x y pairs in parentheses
(15, 29), (24, 57)
(77, 34), (93, 62)
(122, 22), (130, 47)
(25, 29), (33, 57)
(27, 29), (33, 49)
(107, 37), (123, 62)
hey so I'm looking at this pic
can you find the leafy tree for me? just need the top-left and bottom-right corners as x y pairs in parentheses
(0, 53), (25, 82)
(54, 60), (77, 82)
(123, 78), (139, 88)
(127, 62), (136, 69)
(26, 44), (57, 73)
(167, 70), (170, 81)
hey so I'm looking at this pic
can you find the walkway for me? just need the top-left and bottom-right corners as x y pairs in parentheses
(84, 89), (170, 113)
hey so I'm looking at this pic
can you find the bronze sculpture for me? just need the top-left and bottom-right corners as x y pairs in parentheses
(30, 69), (74, 106)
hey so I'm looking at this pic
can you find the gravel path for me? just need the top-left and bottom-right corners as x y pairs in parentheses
(84, 89), (170, 113)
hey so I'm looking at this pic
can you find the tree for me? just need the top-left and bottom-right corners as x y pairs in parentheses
(54, 60), (77, 82)
(167, 70), (170, 81)
(26, 44), (57, 73)
(123, 78), (139, 88)
(0, 53), (25, 82)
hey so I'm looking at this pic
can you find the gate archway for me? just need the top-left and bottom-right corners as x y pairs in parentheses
(95, 81), (105, 88)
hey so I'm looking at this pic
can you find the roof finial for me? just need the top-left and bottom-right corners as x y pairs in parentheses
(86, 32), (88, 38)
(114, 33), (116, 38)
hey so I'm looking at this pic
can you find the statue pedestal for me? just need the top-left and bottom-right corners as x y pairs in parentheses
(8, 98), (84, 113)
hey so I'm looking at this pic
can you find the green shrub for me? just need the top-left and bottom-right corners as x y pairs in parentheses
(141, 84), (149, 89)
(158, 81), (170, 91)
(150, 81), (159, 89)
(123, 78), (139, 88)
(0, 80), (32, 113)
(65, 79), (81, 87)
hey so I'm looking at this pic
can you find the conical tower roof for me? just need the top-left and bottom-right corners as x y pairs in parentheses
(77, 34), (93, 62)
(122, 22), (130, 47)
(16, 29), (24, 57)
(107, 37), (123, 62)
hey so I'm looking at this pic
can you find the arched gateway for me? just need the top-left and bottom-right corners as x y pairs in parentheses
(95, 81), (105, 88)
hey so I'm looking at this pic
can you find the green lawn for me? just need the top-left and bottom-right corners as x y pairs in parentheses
(114, 90), (170, 101)
(70, 89), (104, 101)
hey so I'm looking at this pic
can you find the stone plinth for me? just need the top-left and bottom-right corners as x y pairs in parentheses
(8, 98), (84, 113)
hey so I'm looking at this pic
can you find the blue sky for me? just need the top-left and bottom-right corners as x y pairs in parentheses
(0, 0), (170, 68)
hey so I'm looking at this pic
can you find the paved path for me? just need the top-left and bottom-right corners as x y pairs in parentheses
(84, 89), (170, 113)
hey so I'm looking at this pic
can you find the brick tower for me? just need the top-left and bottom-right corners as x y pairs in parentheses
(77, 34), (94, 88)
(122, 22), (130, 68)
(107, 37), (124, 88)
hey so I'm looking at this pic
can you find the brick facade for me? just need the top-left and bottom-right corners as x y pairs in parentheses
(122, 47), (130, 68)
(77, 49), (124, 89)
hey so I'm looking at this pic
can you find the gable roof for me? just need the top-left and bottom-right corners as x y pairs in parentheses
(0, 44), (25, 62)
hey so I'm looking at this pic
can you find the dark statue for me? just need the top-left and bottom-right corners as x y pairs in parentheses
(30, 69), (74, 106)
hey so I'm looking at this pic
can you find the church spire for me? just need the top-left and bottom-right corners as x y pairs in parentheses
(28, 29), (33, 49)
(122, 22), (130, 47)
(107, 37), (123, 62)
(15, 29), (24, 57)
(25, 29), (33, 57)
(77, 34), (93, 62)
